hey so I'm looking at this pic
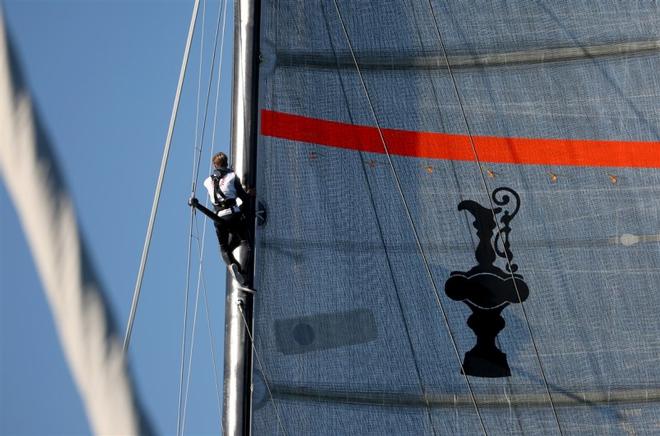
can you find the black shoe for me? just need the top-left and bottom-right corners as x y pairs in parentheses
(230, 263), (246, 286)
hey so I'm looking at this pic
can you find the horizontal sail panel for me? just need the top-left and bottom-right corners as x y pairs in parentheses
(262, 109), (660, 168)
(253, 1), (660, 435)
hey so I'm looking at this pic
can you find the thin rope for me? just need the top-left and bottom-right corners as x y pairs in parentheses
(179, 0), (230, 432)
(180, 281), (201, 435)
(196, 2), (229, 428)
(209, 0), (229, 152)
(178, 0), (208, 430)
(180, 220), (207, 435)
(189, 24), (229, 428)
(237, 303), (288, 436)
(407, 2), (521, 433)
(424, 3), (563, 434)
(123, 0), (201, 354)
(177, 0), (209, 433)
(181, 99), (228, 432)
(177, 208), (197, 436)
(191, 0), (207, 177)
(182, 201), (224, 435)
(330, 2), (487, 435)
(202, 269), (225, 434)
(189, 0), (229, 198)
(181, 207), (224, 435)
(196, 0), (229, 424)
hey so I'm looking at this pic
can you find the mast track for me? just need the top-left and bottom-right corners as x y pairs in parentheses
(276, 40), (660, 71)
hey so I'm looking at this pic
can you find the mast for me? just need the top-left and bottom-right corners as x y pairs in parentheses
(223, 0), (260, 434)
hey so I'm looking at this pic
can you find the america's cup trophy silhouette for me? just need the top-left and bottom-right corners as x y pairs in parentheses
(445, 187), (529, 377)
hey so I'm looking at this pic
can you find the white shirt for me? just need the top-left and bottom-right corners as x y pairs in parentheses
(203, 172), (242, 207)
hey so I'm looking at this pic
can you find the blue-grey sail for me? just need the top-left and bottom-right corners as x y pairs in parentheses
(251, 1), (660, 434)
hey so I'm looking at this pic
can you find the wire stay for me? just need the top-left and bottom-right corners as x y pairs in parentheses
(124, 0), (202, 354)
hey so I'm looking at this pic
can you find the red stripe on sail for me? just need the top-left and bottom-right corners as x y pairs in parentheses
(261, 109), (660, 169)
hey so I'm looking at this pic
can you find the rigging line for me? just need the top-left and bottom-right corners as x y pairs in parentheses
(177, 208), (198, 436)
(181, 218), (209, 435)
(191, 0), (208, 180)
(423, 2), (564, 434)
(184, 200), (225, 433)
(356, 146), (439, 436)
(237, 303), (289, 436)
(185, 0), (229, 424)
(192, 11), (229, 429)
(330, 2), (488, 435)
(200, 0), (228, 417)
(179, 0), (229, 431)
(202, 265), (225, 434)
(180, 273), (201, 436)
(319, 4), (437, 434)
(123, 0), (201, 354)
(184, 189), (223, 433)
(189, 0), (228, 198)
(178, 0), (217, 430)
(180, 156), (224, 436)
(177, 0), (211, 426)
(202, 0), (228, 414)
(408, 0), (521, 423)
(177, 0), (208, 431)
(209, 0), (229, 152)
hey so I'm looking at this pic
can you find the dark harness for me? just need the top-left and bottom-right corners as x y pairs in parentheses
(212, 171), (237, 212)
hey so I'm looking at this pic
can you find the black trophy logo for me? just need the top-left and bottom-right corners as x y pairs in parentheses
(444, 187), (529, 378)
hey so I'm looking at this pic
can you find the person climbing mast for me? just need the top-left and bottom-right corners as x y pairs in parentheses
(188, 152), (252, 286)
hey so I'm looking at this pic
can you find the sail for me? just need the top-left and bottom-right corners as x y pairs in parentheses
(251, 1), (660, 434)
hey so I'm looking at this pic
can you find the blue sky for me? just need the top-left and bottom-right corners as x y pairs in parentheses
(1, 0), (233, 433)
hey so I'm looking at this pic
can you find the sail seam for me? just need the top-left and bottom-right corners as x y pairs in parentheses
(265, 386), (660, 407)
(274, 40), (660, 70)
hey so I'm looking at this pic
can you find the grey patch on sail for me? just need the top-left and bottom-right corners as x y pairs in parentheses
(274, 309), (377, 355)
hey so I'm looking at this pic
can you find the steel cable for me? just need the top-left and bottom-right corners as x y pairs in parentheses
(179, 0), (230, 433)
(177, 1), (208, 434)
(123, 0), (201, 355)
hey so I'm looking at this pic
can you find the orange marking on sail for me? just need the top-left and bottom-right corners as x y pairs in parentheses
(261, 109), (660, 169)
